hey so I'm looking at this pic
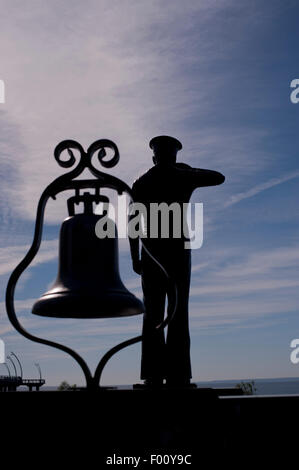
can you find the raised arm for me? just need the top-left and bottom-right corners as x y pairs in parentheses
(191, 168), (225, 187)
(175, 162), (225, 187)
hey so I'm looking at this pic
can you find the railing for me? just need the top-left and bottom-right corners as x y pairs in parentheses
(0, 375), (22, 381)
(22, 379), (45, 385)
(0, 376), (45, 390)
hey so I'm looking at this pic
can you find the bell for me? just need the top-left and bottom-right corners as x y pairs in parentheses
(32, 196), (144, 318)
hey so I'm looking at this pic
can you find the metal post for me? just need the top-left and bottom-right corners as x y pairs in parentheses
(11, 352), (23, 379)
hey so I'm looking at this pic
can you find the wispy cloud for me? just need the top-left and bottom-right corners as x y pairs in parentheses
(224, 170), (299, 207)
(191, 278), (299, 296)
(213, 245), (299, 278)
(0, 0), (269, 224)
(0, 239), (58, 276)
(191, 244), (299, 295)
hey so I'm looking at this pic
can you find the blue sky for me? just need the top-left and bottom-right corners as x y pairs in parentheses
(0, 0), (299, 386)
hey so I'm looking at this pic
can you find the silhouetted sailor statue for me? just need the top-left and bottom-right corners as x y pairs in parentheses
(129, 136), (225, 388)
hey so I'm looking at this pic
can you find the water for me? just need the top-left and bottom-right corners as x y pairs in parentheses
(38, 376), (299, 395)
(197, 377), (299, 395)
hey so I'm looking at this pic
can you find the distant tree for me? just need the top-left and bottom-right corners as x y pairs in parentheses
(58, 381), (77, 391)
(235, 380), (257, 395)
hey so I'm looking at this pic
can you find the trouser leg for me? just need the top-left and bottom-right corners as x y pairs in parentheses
(140, 247), (192, 381)
(140, 261), (167, 380)
(166, 262), (192, 379)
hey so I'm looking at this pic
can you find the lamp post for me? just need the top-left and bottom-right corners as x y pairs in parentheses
(7, 356), (17, 378)
(10, 352), (23, 379)
(34, 363), (42, 381)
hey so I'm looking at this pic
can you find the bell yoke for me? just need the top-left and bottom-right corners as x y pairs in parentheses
(6, 139), (148, 389)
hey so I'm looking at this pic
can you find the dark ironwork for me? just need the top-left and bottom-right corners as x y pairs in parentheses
(6, 139), (177, 391)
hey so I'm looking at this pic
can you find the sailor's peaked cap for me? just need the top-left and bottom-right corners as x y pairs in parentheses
(149, 135), (182, 151)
